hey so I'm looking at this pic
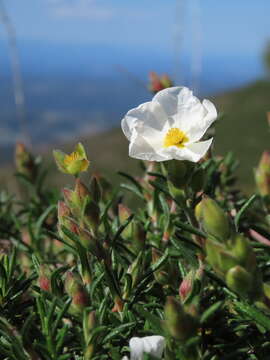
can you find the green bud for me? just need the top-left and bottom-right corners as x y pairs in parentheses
(166, 160), (195, 198)
(160, 74), (173, 88)
(255, 151), (270, 196)
(65, 272), (90, 314)
(84, 345), (94, 360)
(230, 234), (256, 271)
(205, 239), (225, 274)
(83, 310), (97, 342)
(164, 296), (197, 341)
(195, 196), (231, 241)
(65, 271), (82, 296)
(226, 266), (253, 298)
(206, 238), (238, 276)
(118, 204), (132, 238)
(264, 282), (270, 300)
(76, 226), (104, 259)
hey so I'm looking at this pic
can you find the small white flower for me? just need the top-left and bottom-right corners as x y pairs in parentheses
(121, 86), (217, 162)
(122, 335), (165, 360)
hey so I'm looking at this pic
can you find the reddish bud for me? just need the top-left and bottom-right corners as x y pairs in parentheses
(38, 265), (51, 292)
(179, 274), (193, 302)
(58, 201), (71, 219)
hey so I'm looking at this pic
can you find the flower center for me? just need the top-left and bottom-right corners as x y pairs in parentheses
(163, 128), (189, 148)
(64, 151), (80, 165)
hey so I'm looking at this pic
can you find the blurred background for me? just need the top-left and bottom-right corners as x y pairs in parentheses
(0, 0), (270, 190)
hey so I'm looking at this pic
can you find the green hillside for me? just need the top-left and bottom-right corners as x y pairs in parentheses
(1, 80), (270, 192)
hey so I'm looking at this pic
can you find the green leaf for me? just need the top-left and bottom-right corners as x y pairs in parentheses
(175, 220), (206, 238)
(135, 306), (164, 334)
(102, 322), (136, 344)
(234, 301), (270, 331)
(200, 301), (223, 323)
(234, 194), (257, 231)
(120, 183), (145, 200)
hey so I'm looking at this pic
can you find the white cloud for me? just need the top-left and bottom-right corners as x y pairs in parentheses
(49, 0), (114, 21)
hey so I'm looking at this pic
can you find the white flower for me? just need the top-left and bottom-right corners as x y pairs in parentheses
(122, 335), (165, 360)
(121, 86), (217, 162)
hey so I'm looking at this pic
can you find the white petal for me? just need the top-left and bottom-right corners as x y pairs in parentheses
(159, 138), (213, 162)
(186, 99), (217, 142)
(203, 99), (218, 125)
(122, 357), (129, 360)
(153, 86), (197, 117)
(121, 101), (168, 141)
(129, 336), (165, 360)
(129, 134), (169, 162)
(185, 138), (213, 162)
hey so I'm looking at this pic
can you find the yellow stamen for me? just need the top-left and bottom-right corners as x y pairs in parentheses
(64, 151), (81, 166)
(163, 128), (189, 148)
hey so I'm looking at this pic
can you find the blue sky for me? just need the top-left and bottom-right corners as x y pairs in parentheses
(1, 0), (270, 56)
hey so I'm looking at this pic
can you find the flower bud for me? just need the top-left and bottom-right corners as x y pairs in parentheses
(53, 142), (89, 176)
(160, 74), (173, 89)
(226, 266), (253, 298)
(65, 271), (90, 314)
(84, 310), (97, 335)
(118, 204), (132, 238)
(149, 72), (173, 94)
(263, 283), (270, 306)
(179, 265), (204, 304)
(65, 271), (81, 295)
(195, 196), (231, 241)
(84, 345), (94, 360)
(112, 295), (124, 313)
(179, 271), (194, 303)
(57, 201), (77, 242)
(15, 142), (37, 181)
(166, 160), (193, 189)
(58, 200), (71, 220)
(74, 179), (91, 207)
(72, 290), (90, 313)
(164, 296), (197, 341)
(206, 237), (240, 276)
(83, 311), (97, 358)
(38, 265), (51, 292)
(75, 226), (104, 259)
(230, 234), (256, 271)
(255, 151), (270, 196)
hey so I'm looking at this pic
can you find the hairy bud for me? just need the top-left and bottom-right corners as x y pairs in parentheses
(195, 196), (231, 241)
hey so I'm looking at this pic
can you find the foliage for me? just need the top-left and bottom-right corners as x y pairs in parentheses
(1, 134), (270, 359)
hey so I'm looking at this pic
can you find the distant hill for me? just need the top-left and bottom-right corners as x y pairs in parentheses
(1, 80), (270, 193)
